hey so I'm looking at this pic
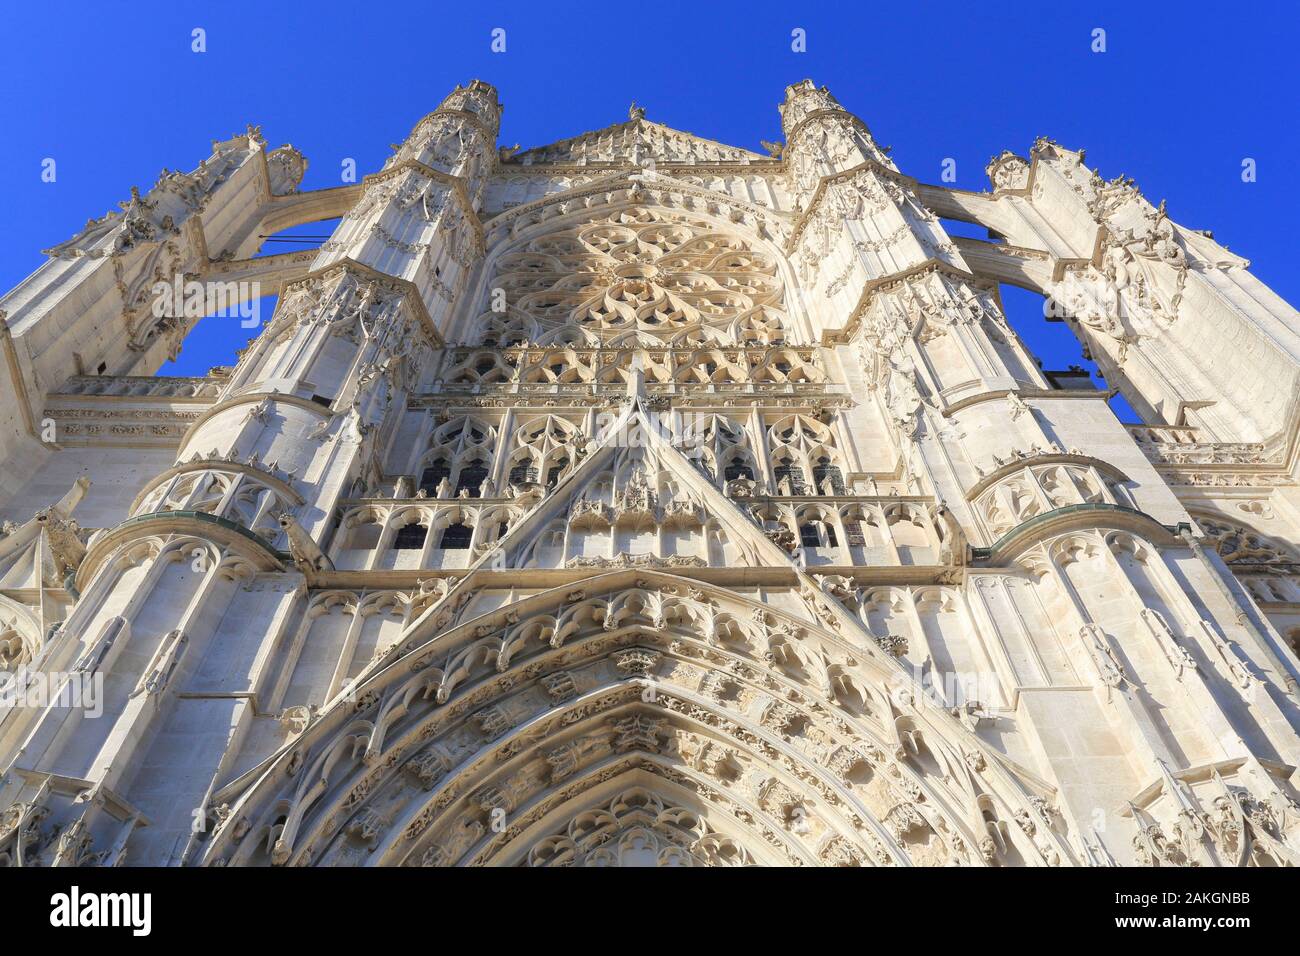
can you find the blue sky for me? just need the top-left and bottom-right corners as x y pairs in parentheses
(3, 1), (1296, 414)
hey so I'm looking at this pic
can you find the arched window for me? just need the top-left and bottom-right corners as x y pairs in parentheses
(840, 505), (870, 548)
(545, 456), (570, 490)
(455, 459), (490, 497)
(393, 523), (428, 550)
(440, 521), (472, 549)
(421, 416), (497, 497)
(508, 460), (538, 485)
(508, 415), (581, 491)
(800, 519), (838, 548)
(812, 457), (845, 495)
(767, 414), (842, 498)
(685, 415), (756, 489)
(773, 460), (806, 495)
(420, 460), (451, 494)
(724, 460), (754, 482)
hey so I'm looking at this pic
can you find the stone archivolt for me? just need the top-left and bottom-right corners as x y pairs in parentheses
(198, 572), (1066, 868)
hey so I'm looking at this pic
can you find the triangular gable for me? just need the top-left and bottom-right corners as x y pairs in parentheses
(350, 396), (799, 685)
(509, 115), (771, 167)
(392, 398), (791, 627)
(491, 397), (797, 572)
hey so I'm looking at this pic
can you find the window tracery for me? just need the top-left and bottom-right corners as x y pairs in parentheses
(680, 415), (757, 488)
(972, 461), (1133, 539)
(507, 415), (585, 491)
(1189, 511), (1300, 611)
(798, 507), (840, 553)
(766, 414), (845, 496)
(476, 208), (793, 347)
(1192, 512), (1298, 566)
(134, 467), (295, 543)
(0, 618), (36, 674)
(419, 416), (497, 497)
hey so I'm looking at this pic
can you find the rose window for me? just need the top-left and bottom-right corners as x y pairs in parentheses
(479, 208), (790, 345)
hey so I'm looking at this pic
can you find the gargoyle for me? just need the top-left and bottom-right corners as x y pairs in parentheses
(278, 514), (334, 576)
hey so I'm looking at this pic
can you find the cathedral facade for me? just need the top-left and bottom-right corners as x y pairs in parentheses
(1, 79), (1299, 866)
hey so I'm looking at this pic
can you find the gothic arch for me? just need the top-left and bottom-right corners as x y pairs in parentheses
(197, 571), (1074, 868)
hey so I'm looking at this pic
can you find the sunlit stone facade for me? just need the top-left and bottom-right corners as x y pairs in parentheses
(1, 80), (1299, 866)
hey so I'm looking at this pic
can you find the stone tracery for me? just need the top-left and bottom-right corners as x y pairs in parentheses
(477, 207), (794, 347)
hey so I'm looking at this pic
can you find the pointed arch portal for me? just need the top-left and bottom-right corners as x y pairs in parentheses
(199, 570), (1068, 868)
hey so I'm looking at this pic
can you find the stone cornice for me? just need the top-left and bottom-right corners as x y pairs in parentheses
(939, 387), (1113, 417)
(491, 161), (785, 178)
(411, 385), (848, 404)
(407, 392), (855, 411)
(179, 390), (332, 448)
(1131, 396), (1300, 481)
(301, 563), (962, 590)
(441, 343), (822, 358)
(336, 492), (931, 512)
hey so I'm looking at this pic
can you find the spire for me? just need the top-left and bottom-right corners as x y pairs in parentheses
(779, 78), (847, 133)
(429, 79), (502, 134)
(778, 77), (893, 173)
